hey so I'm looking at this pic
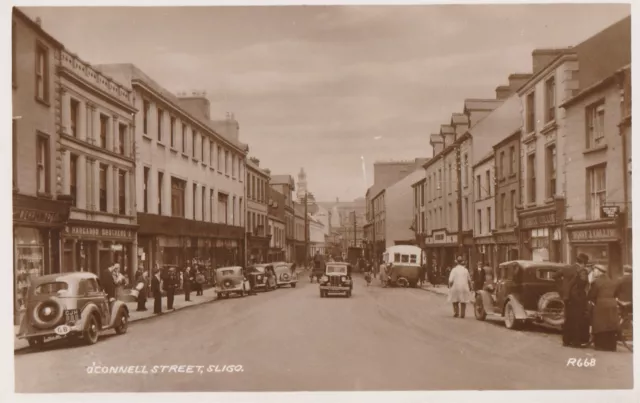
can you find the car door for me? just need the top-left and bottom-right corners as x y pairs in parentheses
(495, 264), (512, 314)
(88, 278), (109, 328)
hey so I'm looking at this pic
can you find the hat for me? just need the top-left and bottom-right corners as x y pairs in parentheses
(456, 256), (464, 264)
(576, 253), (590, 264)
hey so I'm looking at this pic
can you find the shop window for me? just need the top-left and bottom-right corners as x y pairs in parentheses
(170, 117), (176, 148)
(35, 42), (49, 103)
(546, 144), (556, 198)
(527, 153), (536, 203)
(36, 133), (50, 194)
(587, 164), (606, 220)
(586, 100), (605, 149)
(545, 76), (556, 122)
(157, 108), (164, 142)
(15, 227), (45, 311)
(70, 154), (78, 206)
(143, 167), (150, 213)
(99, 164), (107, 212)
(526, 91), (535, 133)
(99, 114), (108, 148)
(118, 170), (126, 215)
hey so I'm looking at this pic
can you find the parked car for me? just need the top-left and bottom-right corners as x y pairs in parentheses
(382, 245), (423, 287)
(215, 266), (252, 299)
(246, 265), (268, 292)
(319, 262), (353, 298)
(474, 260), (569, 330)
(274, 262), (298, 288)
(16, 272), (129, 348)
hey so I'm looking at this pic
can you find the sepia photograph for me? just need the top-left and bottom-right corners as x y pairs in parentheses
(5, 0), (636, 400)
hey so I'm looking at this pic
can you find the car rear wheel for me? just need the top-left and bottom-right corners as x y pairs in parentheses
(474, 294), (487, 321)
(504, 302), (521, 330)
(27, 336), (44, 349)
(114, 309), (128, 335)
(84, 314), (100, 345)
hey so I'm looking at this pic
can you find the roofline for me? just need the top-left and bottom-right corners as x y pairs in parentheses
(493, 129), (522, 150)
(246, 161), (270, 178)
(517, 53), (578, 95)
(133, 79), (248, 155)
(473, 152), (495, 168)
(411, 177), (426, 188)
(13, 8), (64, 48)
(560, 63), (631, 109)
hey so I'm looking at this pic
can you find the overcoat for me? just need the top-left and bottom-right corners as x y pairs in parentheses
(588, 276), (619, 334)
(447, 265), (473, 303)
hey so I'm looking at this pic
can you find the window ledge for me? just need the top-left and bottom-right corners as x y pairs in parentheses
(509, 173), (517, 179)
(201, 162), (207, 168)
(169, 147), (178, 155)
(526, 202), (537, 208)
(181, 152), (189, 159)
(35, 96), (51, 108)
(541, 120), (558, 135)
(499, 177), (507, 183)
(583, 144), (608, 155)
(209, 166), (216, 172)
(157, 142), (166, 149)
(142, 134), (153, 142)
(544, 197), (555, 205)
(523, 132), (536, 144)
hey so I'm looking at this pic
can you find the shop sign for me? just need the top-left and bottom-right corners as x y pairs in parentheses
(569, 228), (619, 242)
(600, 205), (620, 219)
(521, 212), (556, 229)
(495, 233), (517, 244)
(475, 236), (494, 245)
(65, 226), (134, 240)
(13, 208), (60, 224)
(111, 244), (123, 251)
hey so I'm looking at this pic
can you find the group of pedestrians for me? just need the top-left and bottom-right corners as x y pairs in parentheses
(556, 254), (633, 351)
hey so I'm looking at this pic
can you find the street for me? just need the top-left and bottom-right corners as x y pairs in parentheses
(15, 275), (633, 392)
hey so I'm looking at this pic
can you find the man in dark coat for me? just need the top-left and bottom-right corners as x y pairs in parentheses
(151, 269), (162, 315)
(473, 261), (487, 292)
(555, 253), (588, 301)
(136, 271), (149, 312)
(183, 266), (193, 302)
(588, 265), (620, 351)
(100, 263), (116, 301)
(164, 267), (178, 310)
(615, 265), (633, 304)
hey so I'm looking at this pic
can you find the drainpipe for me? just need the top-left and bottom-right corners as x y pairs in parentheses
(456, 143), (464, 259)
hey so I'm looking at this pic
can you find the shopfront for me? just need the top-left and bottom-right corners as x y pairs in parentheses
(474, 235), (496, 268)
(13, 194), (71, 324)
(248, 234), (271, 264)
(494, 230), (519, 265)
(424, 230), (458, 277)
(518, 199), (566, 263)
(566, 219), (623, 279)
(137, 213), (243, 282)
(61, 222), (137, 279)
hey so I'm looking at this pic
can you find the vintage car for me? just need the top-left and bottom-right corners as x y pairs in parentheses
(247, 264), (277, 292)
(273, 262), (298, 288)
(17, 272), (129, 348)
(319, 262), (353, 298)
(215, 266), (252, 299)
(382, 245), (423, 288)
(474, 260), (570, 330)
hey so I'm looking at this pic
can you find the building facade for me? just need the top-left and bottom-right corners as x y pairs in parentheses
(493, 130), (522, 264)
(96, 64), (247, 279)
(270, 175), (295, 262)
(309, 217), (326, 256)
(472, 152), (496, 267)
(246, 157), (270, 263)
(12, 9), (71, 323)
(267, 189), (286, 262)
(385, 168), (425, 248)
(293, 202), (307, 265)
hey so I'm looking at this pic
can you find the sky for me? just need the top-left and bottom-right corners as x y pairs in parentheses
(22, 4), (630, 202)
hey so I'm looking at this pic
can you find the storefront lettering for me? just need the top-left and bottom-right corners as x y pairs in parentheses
(66, 226), (134, 240)
(569, 228), (619, 242)
(496, 234), (517, 244)
(13, 208), (58, 224)
(434, 234), (445, 241)
(521, 213), (556, 229)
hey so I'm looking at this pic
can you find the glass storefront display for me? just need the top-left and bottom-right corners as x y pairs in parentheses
(14, 227), (45, 312)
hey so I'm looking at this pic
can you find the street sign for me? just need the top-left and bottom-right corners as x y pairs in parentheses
(600, 205), (620, 219)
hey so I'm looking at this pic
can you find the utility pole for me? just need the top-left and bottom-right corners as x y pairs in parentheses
(304, 191), (309, 267)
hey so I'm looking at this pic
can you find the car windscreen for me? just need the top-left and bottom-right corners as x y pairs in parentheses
(34, 281), (69, 296)
(326, 265), (347, 274)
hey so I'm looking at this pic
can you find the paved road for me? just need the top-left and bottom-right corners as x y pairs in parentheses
(14, 275), (633, 392)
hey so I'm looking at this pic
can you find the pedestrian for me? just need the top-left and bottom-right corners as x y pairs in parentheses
(418, 263), (426, 287)
(151, 268), (162, 315)
(100, 262), (117, 302)
(588, 265), (619, 351)
(183, 266), (193, 302)
(473, 261), (487, 292)
(164, 267), (178, 311)
(615, 265), (633, 304)
(562, 266), (590, 347)
(243, 266), (257, 296)
(555, 253), (587, 302)
(136, 271), (149, 312)
(196, 268), (206, 295)
(447, 256), (473, 318)
(380, 260), (389, 287)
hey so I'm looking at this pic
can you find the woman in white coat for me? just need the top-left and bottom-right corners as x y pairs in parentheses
(448, 256), (473, 318)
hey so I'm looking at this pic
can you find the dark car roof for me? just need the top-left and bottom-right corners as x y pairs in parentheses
(31, 272), (98, 286)
(499, 260), (572, 270)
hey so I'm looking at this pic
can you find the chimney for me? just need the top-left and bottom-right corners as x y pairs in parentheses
(176, 91), (210, 120)
(430, 134), (444, 157)
(495, 85), (511, 100)
(531, 49), (570, 75)
(508, 73), (533, 93)
(249, 157), (260, 166)
(35, 17), (42, 26)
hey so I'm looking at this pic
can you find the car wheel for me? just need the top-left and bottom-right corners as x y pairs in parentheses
(504, 302), (520, 330)
(84, 314), (100, 345)
(291, 283), (297, 288)
(114, 309), (128, 335)
(27, 336), (44, 349)
(474, 294), (487, 321)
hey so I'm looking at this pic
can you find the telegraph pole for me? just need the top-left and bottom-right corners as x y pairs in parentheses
(304, 191), (309, 267)
(353, 211), (356, 248)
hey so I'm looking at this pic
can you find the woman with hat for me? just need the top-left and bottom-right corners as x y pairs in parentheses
(447, 256), (473, 318)
(588, 264), (620, 351)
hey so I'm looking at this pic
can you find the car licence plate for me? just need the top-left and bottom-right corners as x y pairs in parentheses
(54, 325), (71, 336)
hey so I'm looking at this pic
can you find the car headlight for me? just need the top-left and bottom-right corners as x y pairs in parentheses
(320, 275), (328, 283)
